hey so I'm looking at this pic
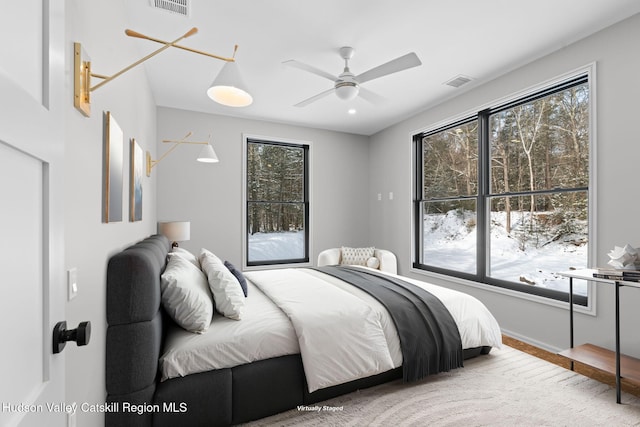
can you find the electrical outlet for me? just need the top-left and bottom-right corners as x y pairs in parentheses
(68, 268), (78, 301)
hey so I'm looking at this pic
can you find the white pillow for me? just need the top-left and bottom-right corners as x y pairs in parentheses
(199, 248), (245, 320)
(340, 246), (375, 266)
(160, 255), (213, 333)
(168, 247), (200, 269)
(366, 257), (380, 269)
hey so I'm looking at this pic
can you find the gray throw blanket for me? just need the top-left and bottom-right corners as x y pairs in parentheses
(313, 265), (463, 382)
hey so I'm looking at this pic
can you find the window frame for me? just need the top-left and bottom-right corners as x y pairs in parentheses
(242, 134), (311, 269)
(412, 69), (595, 307)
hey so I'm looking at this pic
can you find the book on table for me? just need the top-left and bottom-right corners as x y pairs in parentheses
(593, 268), (640, 281)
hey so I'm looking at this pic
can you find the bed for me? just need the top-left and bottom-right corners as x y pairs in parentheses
(106, 235), (501, 426)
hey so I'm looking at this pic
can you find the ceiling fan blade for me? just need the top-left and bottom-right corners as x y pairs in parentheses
(283, 60), (338, 82)
(356, 52), (422, 84)
(358, 87), (385, 104)
(294, 88), (335, 107)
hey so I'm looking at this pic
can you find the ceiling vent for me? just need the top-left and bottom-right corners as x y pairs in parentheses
(444, 75), (473, 88)
(150, 0), (190, 17)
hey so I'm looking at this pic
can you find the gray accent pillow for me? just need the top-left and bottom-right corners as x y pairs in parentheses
(224, 260), (248, 297)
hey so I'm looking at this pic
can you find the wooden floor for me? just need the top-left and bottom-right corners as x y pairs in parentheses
(503, 335), (640, 398)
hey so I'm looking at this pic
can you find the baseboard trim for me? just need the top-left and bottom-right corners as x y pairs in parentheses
(500, 328), (563, 353)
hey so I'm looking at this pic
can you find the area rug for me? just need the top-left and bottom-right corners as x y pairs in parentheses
(243, 345), (640, 426)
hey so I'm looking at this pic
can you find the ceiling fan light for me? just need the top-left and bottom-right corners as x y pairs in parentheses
(207, 61), (253, 107)
(197, 143), (219, 163)
(335, 83), (359, 101)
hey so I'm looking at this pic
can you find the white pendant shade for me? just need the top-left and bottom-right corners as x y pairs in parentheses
(207, 61), (253, 107)
(197, 144), (219, 163)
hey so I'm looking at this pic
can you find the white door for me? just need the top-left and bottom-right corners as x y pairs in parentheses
(0, 1), (66, 426)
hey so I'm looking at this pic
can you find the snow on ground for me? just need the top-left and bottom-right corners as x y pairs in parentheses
(248, 231), (305, 262)
(424, 210), (588, 296)
(248, 209), (588, 296)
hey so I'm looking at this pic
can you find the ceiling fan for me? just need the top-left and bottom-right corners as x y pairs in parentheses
(283, 46), (422, 107)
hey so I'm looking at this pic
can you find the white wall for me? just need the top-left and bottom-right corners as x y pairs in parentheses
(65, 1), (158, 426)
(369, 13), (640, 354)
(156, 107), (371, 265)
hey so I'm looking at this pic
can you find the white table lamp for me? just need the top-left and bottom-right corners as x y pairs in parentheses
(159, 221), (190, 247)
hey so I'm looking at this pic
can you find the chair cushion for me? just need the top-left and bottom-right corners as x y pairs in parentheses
(340, 246), (375, 266)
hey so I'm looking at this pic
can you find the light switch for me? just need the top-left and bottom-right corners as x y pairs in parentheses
(389, 192), (394, 200)
(68, 268), (78, 301)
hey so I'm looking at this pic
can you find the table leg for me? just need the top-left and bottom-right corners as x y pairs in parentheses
(615, 281), (621, 404)
(569, 277), (574, 371)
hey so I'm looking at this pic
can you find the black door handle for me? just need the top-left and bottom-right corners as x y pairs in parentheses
(52, 321), (91, 354)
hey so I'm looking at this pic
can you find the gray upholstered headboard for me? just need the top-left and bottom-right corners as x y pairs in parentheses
(105, 234), (171, 426)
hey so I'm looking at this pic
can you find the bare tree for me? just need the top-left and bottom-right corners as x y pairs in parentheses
(514, 100), (546, 218)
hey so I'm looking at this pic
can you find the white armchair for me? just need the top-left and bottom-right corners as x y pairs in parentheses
(317, 247), (397, 274)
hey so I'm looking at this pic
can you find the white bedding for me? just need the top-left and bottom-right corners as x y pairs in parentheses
(159, 280), (299, 381)
(246, 268), (396, 392)
(159, 267), (502, 391)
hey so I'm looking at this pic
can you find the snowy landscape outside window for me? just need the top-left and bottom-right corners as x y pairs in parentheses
(413, 75), (590, 304)
(246, 139), (309, 266)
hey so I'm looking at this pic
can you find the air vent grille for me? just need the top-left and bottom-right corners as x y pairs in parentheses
(444, 75), (473, 88)
(150, 0), (190, 17)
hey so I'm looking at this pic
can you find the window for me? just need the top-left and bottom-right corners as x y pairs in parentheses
(414, 75), (590, 304)
(245, 137), (309, 266)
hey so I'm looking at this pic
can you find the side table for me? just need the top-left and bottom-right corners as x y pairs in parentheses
(557, 268), (640, 404)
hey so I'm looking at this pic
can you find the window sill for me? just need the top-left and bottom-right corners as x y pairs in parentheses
(243, 261), (312, 272)
(409, 266), (596, 316)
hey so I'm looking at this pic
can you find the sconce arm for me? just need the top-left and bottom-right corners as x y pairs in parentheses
(146, 132), (209, 176)
(91, 27), (198, 92)
(125, 29), (237, 62)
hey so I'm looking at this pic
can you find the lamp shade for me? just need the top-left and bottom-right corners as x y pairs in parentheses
(207, 61), (253, 107)
(159, 221), (190, 244)
(197, 144), (219, 163)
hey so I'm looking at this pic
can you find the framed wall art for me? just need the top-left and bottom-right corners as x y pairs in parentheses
(130, 138), (143, 221)
(103, 111), (123, 223)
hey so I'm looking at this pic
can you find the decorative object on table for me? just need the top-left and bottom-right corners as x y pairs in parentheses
(129, 138), (143, 221)
(592, 244), (640, 281)
(74, 27), (251, 117)
(606, 244), (640, 269)
(159, 221), (190, 247)
(103, 111), (123, 223)
(146, 132), (218, 176)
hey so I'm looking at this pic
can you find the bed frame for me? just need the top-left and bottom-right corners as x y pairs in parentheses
(105, 235), (490, 426)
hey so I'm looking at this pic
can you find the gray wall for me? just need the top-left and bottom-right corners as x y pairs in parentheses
(65, 1), (158, 426)
(369, 13), (640, 354)
(156, 107), (371, 264)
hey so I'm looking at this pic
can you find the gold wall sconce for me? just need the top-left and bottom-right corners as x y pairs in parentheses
(147, 132), (219, 177)
(74, 27), (252, 117)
